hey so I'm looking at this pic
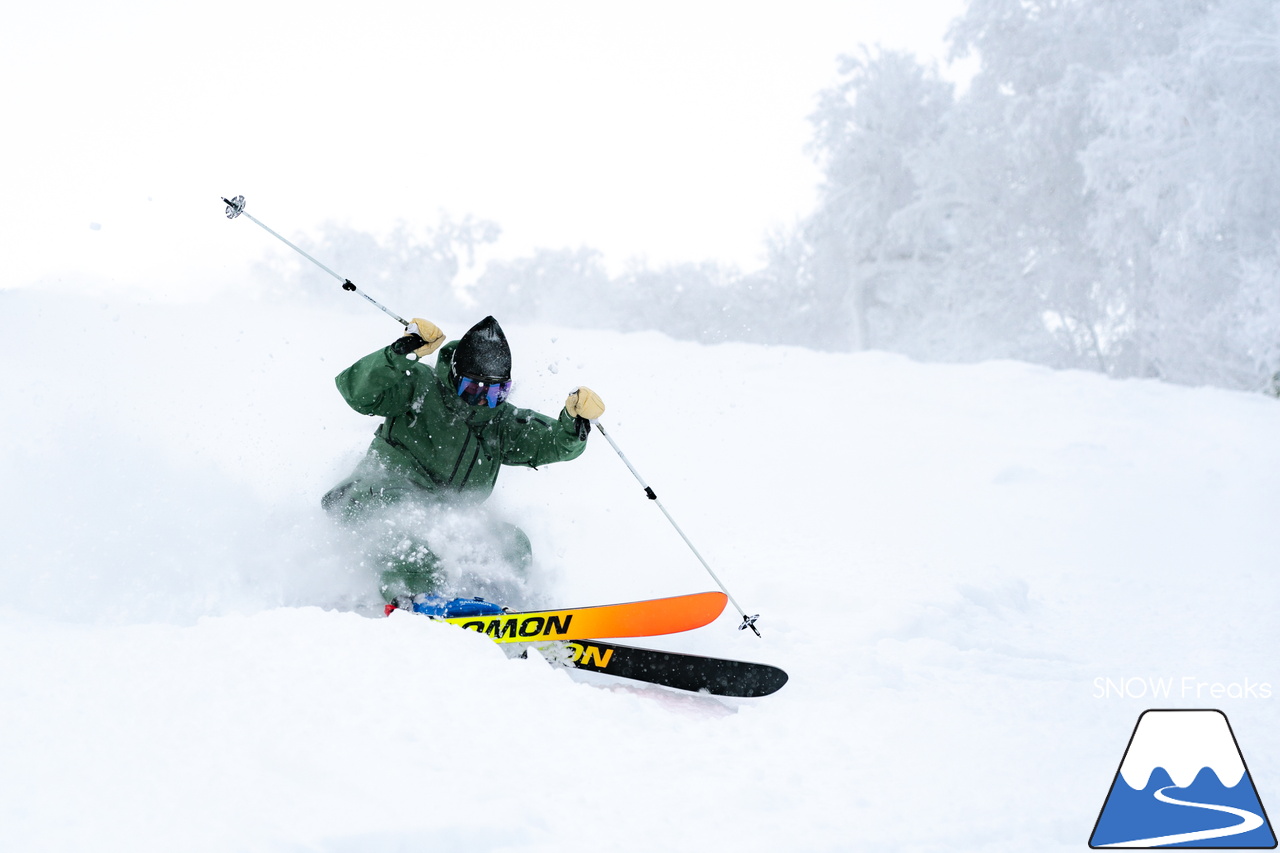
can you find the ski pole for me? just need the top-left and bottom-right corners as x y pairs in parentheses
(591, 420), (761, 637)
(220, 194), (410, 327)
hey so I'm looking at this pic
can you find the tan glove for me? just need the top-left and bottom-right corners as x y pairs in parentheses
(396, 318), (445, 359)
(565, 386), (605, 420)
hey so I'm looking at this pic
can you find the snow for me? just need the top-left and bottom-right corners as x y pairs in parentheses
(2, 285), (1279, 852)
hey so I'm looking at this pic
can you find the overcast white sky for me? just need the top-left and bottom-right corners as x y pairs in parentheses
(3, 0), (968, 296)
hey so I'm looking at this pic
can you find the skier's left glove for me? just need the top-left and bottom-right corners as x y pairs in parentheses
(566, 386), (605, 420)
(565, 386), (604, 441)
(391, 319), (446, 359)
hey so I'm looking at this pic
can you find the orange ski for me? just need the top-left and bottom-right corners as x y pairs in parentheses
(440, 591), (728, 644)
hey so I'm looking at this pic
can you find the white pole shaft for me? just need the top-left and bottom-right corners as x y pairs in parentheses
(240, 209), (345, 283)
(229, 200), (410, 327)
(592, 420), (760, 634)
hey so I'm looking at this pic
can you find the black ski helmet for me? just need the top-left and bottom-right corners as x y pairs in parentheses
(451, 316), (512, 382)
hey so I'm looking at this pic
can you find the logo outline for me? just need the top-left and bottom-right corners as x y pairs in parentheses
(1090, 708), (1277, 849)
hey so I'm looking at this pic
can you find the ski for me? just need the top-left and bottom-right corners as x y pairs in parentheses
(432, 591), (728, 644)
(537, 639), (789, 697)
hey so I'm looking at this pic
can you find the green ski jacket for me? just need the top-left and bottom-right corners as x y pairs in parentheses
(324, 340), (587, 515)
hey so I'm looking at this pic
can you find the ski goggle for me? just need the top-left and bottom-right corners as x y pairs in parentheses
(455, 375), (512, 408)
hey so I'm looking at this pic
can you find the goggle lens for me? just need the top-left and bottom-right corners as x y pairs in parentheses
(456, 376), (512, 408)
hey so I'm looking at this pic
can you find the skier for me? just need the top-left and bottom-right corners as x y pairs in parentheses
(322, 315), (605, 611)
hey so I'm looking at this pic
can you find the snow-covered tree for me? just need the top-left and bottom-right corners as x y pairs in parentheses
(1082, 0), (1280, 388)
(612, 260), (746, 344)
(265, 214), (500, 312)
(796, 0), (1280, 390)
(469, 247), (610, 326)
(803, 49), (953, 352)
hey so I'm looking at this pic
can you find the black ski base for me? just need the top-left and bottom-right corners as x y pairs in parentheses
(552, 639), (788, 698)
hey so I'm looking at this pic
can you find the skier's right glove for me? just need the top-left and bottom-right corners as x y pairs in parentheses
(391, 319), (446, 359)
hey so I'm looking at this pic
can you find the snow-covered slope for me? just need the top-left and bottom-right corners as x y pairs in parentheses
(2, 286), (1278, 852)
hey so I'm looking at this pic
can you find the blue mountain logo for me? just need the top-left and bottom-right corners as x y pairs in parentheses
(1090, 709), (1276, 848)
